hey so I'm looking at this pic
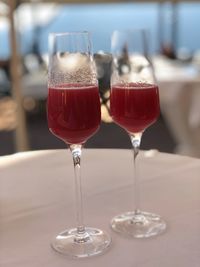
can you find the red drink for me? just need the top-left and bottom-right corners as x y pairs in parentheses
(47, 84), (101, 144)
(110, 83), (160, 133)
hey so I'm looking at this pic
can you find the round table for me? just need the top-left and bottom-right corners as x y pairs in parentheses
(1, 149), (200, 266)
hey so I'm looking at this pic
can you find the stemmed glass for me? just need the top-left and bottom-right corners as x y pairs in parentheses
(47, 32), (111, 258)
(110, 29), (167, 238)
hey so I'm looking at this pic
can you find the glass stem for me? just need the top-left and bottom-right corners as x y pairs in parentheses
(129, 132), (142, 214)
(70, 144), (86, 239)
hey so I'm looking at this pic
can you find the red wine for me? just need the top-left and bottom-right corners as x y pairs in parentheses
(110, 83), (160, 133)
(47, 84), (101, 144)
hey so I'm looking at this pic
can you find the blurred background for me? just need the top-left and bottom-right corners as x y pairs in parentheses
(1, 0), (200, 157)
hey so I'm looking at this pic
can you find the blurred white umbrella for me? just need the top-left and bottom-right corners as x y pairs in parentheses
(16, 2), (60, 30)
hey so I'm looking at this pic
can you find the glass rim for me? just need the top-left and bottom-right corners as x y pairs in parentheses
(49, 31), (90, 38)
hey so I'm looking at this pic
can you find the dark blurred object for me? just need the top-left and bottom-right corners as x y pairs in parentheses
(0, 59), (10, 80)
(158, 2), (178, 60)
(0, 60), (11, 97)
(94, 52), (113, 123)
(94, 52), (112, 104)
(161, 43), (177, 60)
(161, 43), (194, 63)
(32, 25), (45, 66)
(117, 44), (131, 75)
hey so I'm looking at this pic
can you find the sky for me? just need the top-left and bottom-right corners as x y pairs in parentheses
(0, 2), (200, 59)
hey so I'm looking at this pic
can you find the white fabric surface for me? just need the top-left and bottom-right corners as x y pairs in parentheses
(154, 56), (200, 157)
(1, 149), (200, 267)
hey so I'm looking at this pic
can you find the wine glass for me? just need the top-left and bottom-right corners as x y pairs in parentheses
(47, 32), (111, 258)
(110, 29), (167, 238)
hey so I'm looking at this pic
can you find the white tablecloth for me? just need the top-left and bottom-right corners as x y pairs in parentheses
(154, 56), (200, 157)
(1, 149), (200, 266)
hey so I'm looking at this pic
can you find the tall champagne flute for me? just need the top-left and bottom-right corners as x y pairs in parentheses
(47, 32), (111, 258)
(110, 29), (167, 238)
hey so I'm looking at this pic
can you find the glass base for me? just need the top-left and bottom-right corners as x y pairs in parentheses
(111, 211), (166, 238)
(51, 227), (111, 258)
